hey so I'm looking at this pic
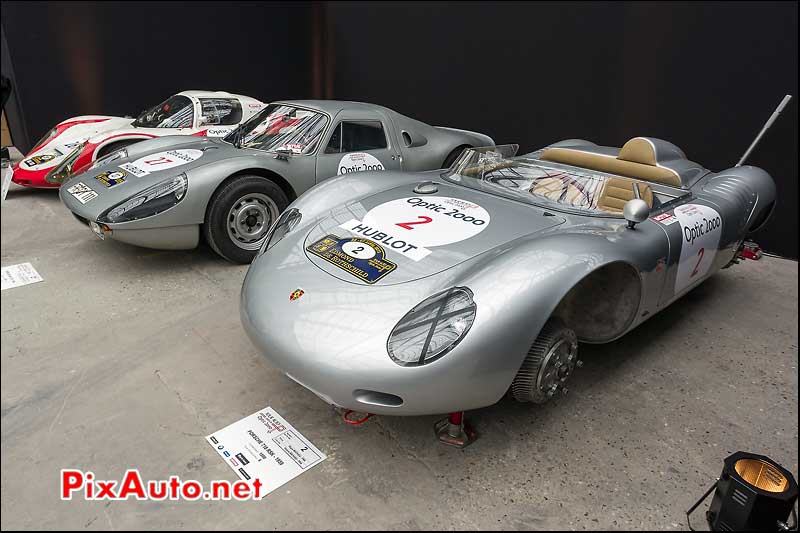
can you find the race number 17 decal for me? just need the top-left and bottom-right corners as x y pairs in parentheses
(120, 149), (203, 177)
(673, 203), (722, 294)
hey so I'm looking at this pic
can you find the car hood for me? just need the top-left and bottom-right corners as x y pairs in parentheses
(16, 116), (130, 171)
(60, 137), (250, 218)
(302, 181), (566, 285)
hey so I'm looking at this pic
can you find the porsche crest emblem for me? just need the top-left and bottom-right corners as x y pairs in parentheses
(289, 289), (304, 302)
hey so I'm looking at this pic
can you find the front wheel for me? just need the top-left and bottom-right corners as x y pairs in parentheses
(511, 318), (579, 404)
(203, 176), (289, 263)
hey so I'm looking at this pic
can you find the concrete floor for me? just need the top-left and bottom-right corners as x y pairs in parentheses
(1, 182), (797, 530)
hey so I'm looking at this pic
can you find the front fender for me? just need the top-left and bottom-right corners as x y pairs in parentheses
(446, 230), (650, 395)
(120, 135), (202, 158)
(286, 169), (440, 235)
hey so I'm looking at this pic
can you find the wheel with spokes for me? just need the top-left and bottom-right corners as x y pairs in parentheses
(511, 318), (580, 404)
(204, 176), (288, 263)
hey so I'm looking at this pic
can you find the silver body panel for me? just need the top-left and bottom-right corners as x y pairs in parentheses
(59, 100), (493, 249)
(240, 139), (777, 416)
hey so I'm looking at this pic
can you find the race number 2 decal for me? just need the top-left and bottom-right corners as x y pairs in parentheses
(673, 204), (722, 294)
(339, 196), (491, 262)
(396, 216), (433, 230)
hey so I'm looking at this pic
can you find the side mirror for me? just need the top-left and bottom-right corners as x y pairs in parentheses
(274, 148), (293, 160)
(623, 199), (650, 229)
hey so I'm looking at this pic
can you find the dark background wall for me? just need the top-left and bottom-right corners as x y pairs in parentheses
(1, 1), (313, 151)
(326, 1), (798, 258)
(2, 1), (797, 257)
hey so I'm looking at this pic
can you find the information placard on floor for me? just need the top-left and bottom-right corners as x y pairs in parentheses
(1, 263), (43, 291)
(2, 166), (13, 202)
(206, 407), (326, 498)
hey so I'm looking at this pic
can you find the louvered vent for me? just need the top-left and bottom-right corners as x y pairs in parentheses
(702, 176), (756, 228)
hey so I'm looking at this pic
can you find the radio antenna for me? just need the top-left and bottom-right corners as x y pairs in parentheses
(736, 95), (793, 167)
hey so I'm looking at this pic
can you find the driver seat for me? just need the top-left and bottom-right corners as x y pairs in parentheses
(595, 176), (654, 214)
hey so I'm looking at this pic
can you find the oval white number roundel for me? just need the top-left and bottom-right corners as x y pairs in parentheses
(673, 203), (722, 293)
(363, 196), (491, 248)
(337, 152), (385, 175)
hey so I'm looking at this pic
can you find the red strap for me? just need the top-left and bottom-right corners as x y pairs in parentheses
(342, 410), (374, 425)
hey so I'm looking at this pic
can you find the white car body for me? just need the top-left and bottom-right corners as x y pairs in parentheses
(11, 90), (265, 188)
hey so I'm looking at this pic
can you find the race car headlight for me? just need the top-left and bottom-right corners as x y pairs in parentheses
(259, 207), (302, 255)
(89, 148), (127, 171)
(387, 287), (477, 366)
(99, 173), (187, 223)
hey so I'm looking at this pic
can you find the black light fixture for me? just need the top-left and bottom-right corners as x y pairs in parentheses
(687, 451), (798, 531)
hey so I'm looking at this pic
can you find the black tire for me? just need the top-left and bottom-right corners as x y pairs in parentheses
(511, 318), (579, 404)
(203, 175), (289, 264)
(96, 139), (138, 159)
(442, 145), (471, 169)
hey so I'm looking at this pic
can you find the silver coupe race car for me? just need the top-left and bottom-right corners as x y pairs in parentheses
(58, 100), (493, 263)
(240, 96), (787, 445)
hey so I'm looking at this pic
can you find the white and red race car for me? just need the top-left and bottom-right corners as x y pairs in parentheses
(11, 90), (264, 188)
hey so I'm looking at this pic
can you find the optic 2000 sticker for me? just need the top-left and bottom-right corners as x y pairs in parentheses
(673, 203), (723, 294)
(340, 196), (491, 262)
(337, 152), (385, 175)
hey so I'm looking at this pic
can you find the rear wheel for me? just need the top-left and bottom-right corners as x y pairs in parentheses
(203, 176), (288, 263)
(511, 318), (579, 403)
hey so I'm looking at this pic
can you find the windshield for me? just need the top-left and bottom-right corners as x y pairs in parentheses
(133, 95), (194, 129)
(225, 104), (328, 154)
(443, 145), (634, 215)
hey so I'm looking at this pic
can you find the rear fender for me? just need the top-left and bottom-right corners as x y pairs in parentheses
(433, 126), (495, 149)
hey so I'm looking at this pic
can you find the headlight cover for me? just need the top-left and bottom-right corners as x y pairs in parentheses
(387, 287), (477, 366)
(33, 126), (59, 151)
(259, 207), (302, 255)
(89, 148), (128, 171)
(99, 173), (187, 223)
(45, 142), (86, 184)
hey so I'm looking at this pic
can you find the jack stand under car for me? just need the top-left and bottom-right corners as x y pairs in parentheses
(738, 240), (764, 261)
(726, 240), (764, 268)
(434, 412), (477, 448)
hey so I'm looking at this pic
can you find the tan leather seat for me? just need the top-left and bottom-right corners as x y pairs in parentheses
(531, 177), (591, 208)
(595, 177), (654, 214)
(540, 137), (682, 187)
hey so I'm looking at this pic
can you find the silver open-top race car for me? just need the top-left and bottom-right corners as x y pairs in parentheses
(58, 100), (493, 263)
(240, 132), (778, 444)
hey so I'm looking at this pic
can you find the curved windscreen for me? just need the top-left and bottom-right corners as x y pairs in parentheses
(443, 145), (639, 215)
(225, 104), (328, 154)
(133, 95), (194, 129)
